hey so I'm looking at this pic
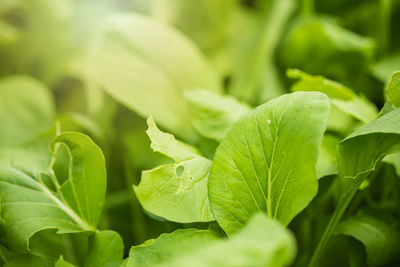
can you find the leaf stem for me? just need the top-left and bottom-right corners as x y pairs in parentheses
(308, 177), (365, 267)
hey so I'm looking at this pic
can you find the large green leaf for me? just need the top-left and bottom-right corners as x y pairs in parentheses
(0, 75), (54, 148)
(0, 132), (106, 252)
(127, 228), (220, 267)
(335, 211), (400, 266)
(288, 69), (378, 124)
(90, 13), (221, 141)
(134, 117), (214, 223)
(85, 230), (124, 267)
(127, 213), (295, 267)
(208, 92), (329, 235)
(184, 89), (250, 141)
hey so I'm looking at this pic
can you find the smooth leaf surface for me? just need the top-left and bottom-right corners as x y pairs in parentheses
(134, 117), (214, 223)
(335, 211), (400, 266)
(129, 213), (296, 267)
(127, 228), (220, 267)
(0, 75), (55, 148)
(90, 13), (221, 141)
(208, 92), (329, 235)
(85, 230), (124, 267)
(184, 89), (250, 141)
(0, 166), (92, 252)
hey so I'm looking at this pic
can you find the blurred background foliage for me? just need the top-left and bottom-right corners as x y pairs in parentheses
(1, 0), (400, 266)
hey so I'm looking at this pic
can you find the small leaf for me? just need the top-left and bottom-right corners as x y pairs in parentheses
(288, 69), (378, 123)
(134, 117), (214, 223)
(85, 230), (124, 267)
(184, 89), (250, 141)
(208, 92), (330, 235)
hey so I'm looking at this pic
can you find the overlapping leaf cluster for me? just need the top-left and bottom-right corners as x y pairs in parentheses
(1, 0), (400, 266)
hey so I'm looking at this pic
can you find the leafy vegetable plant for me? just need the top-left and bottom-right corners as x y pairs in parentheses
(1, 0), (400, 266)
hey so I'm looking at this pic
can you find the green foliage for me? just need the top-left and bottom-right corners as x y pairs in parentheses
(127, 213), (296, 267)
(1, 0), (400, 266)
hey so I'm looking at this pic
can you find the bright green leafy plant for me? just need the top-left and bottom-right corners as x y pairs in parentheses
(1, 0), (400, 266)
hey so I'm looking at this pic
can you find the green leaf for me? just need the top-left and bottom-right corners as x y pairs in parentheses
(0, 75), (55, 148)
(310, 108), (400, 266)
(127, 228), (220, 267)
(184, 89), (250, 141)
(90, 13), (221, 141)
(85, 230), (124, 267)
(134, 117), (214, 223)
(208, 92), (330, 235)
(288, 69), (378, 123)
(50, 132), (107, 228)
(335, 211), (400, 266)
(0, 132), (106, 252)
(385, 71), (400, 107)
(127, 213), (296, 267)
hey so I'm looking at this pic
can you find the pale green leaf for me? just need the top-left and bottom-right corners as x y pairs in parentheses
(0, 75), (55, 148)
(335, 211), (400, 266)
(134, 117), (214, 223)
(90, 13), (221, 141)
(208, 92), (329, 235)
(85, 230), (124, 267)
(184, 89), (250, 141)
(127, 228), (220, 267)
(288, 69), (378, 123)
